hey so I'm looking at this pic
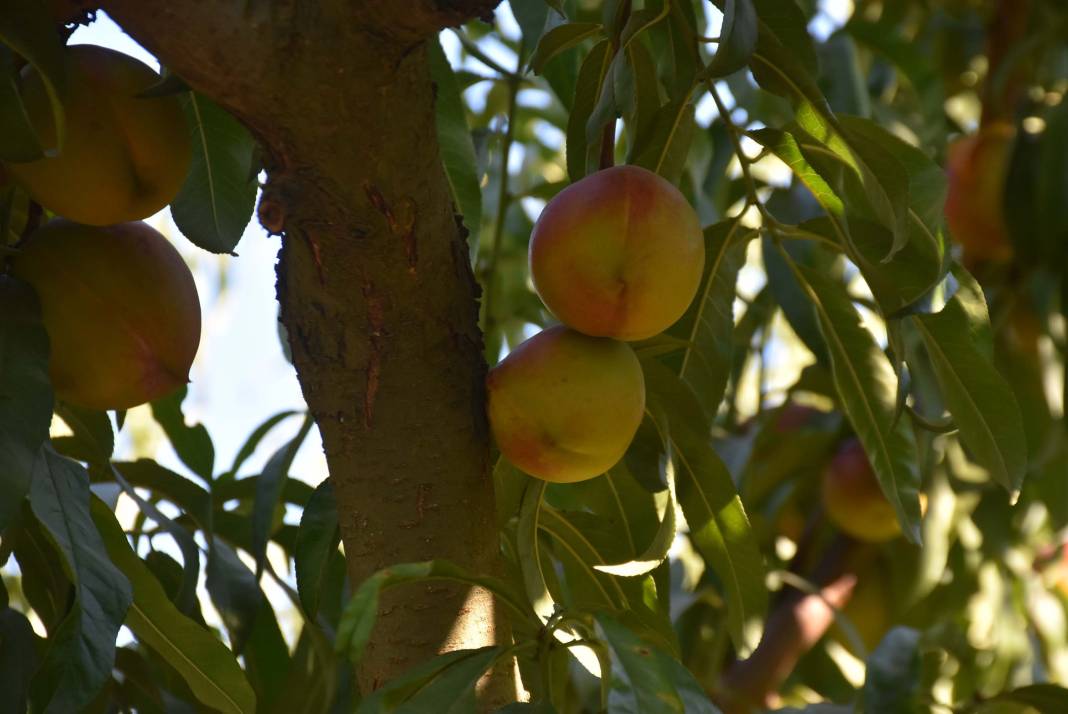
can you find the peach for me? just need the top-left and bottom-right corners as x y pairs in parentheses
(945, 122), (1015, 265)
(13, 219), (201, 410)
(5, 44), (191, 226)
(486, 325), (645, 483)
(821, 438), (902, 543)
(529, 165), (704, 341)
(830, 569), (891, 655)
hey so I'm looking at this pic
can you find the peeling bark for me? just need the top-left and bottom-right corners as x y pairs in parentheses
(91, 0), (512, 704)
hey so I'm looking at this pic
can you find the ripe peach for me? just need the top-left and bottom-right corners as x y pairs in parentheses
(821, 438), (902, 543)
(486, 325), (645, 483)
(945, 122), (1015, 265)
(12, 219), (201, 410)
(6, 44), (191, 226)
(529, 165), (704, 341)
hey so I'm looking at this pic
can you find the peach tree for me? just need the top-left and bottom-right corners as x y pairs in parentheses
(2, 0), (1068, 712)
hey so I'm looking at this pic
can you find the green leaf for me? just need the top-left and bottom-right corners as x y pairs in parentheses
(530, 22), (603, 74)
(0, 607), (39, 714)
(517, 479), (558, 623)
(99, 459), (212, 526)
(598, 614), (721, 713)
(150, 386), (215, 481)
(0, 47), (46, 162)
(335, 561), (529, 668)
(702, 0), (758, 79)
(109, 463), (201, 616)
(206, 537), (265, 654)
(28, 448), (133, 714)
(90, 498), (257, 714)
(251, 413), (313, 576)
(789, 261), (923, 543)
(566, 39), (613, 182)
(53, 403), (113, 464)
(845, 19), (944, 141)
(358, 647), (504, 714)
(862, 627), (921, 714)
(595, 404), (676, 577)
(428, 37), (482, 249)
(0, 275), (52, 531)
(226, 409), (301, 478)
(748, 128), (845, 216)
(172, 93), (258, 254)
(669, 219), (755, 423)
(510, 0), (550, 62)
(985, 684), (1068, 713)
(911, 294), (1027, 494)
(642, 360), (766, 651)
(631, 94), (697, 183)
(752, 0), (818, 78)
(295, 478), (340, 618)
(0, 0), (65, 160)
(538, 506), (628, 610)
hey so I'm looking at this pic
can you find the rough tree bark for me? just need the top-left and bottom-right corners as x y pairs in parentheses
(78, 0), (513, 705)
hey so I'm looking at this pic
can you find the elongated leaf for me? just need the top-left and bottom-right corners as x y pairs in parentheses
(150, 387), (215, 481)
(517, 479), (557, 623)
(100, 459), (212, 526)
(530, 22), (603, 74)
(335, 561), (529, 668)
(0, 275), (52, 531)
(790, 262), (923, 542)
(566, 39), (613, 182)
(595, 404), (676, 577)
(0, 607), (39, 714)
(599, 614), (720, 713)
(702, 0), (758, 79)
(0, 47), (46, 162)
(28, 448), (132, 714)
(359, 647), (503, 714)
(642, 360), (766, 651)
(252, 414), (313, 576)
(90, 498), (256, 714)
(172, 92), (258, 254)
(296, 478), (340, 618)
(110, 464), (201, 616)
(53, 403), (113, 464)
(748, 128), (845, 216)
(206, 537), (264, 655)
(428, 37), (482, 248)
(226, 409), (300, 478)
(539, 506), (627, 610)
(911, 296), (1027, 493)
(985, 684), (1068, 713)
(0, 0), (65, 159)
(669, 219), (754, 423)
(631, 95), (697, 183)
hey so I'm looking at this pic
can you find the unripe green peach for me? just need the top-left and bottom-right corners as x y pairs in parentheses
(6, 44), (191, 226)
(945, 122), (1015, 265)
(830, 569), (891, 656)
(529, 165), (704, 341)
(487, 325), (645, 483)
(12, 219), (201, 410)
(821, 438), (901, 543)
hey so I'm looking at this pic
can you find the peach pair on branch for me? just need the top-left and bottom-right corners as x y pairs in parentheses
(487, 166), (705, 483)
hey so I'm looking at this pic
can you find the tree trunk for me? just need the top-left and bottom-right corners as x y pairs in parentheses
(92, 0), (513, 704)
